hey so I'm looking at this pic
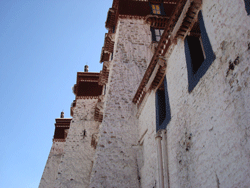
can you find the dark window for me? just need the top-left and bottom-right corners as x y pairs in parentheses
(151, 28), (164, 42)
(111, 52), (113, 60)
(184, 11), (215, 92)
(186, 21), (205, 74)
(244, 0), (250, 15)
(152, 4), (161, 14)
(156, 77), (171, 132)
(150, 3), (165, 15)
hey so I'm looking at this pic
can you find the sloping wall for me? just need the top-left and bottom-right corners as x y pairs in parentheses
(39, 142), (65, 188)
(54, 98), (100, 188)
(89, 18), (153, 188)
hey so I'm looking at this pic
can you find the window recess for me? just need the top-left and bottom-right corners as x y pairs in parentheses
(152, 4), (161, 14)
(150, 3), (166, 15)
(184, 11), (215, 92)
(244, 0), (250, 15)
(151, 28), (164, 42)
(156, 77), (171, 132)
(186, 21), (205, 74)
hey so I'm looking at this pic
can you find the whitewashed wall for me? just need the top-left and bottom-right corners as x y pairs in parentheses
(138, 0), (250, 187)
(138, 91), (159, 187)
(89, 18), (153, 188)
(39, 142), (65, 188)
(53, 98), (100, 188)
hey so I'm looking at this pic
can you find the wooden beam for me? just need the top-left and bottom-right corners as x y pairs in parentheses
(145, 63), (160, 92)
(170, 0), (192, 42)
(182, 3), (202, 39)
(133, 0), (186, 105)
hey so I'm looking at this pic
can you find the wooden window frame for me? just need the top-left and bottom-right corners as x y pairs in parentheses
(152, 4), (161, 15)
(150, 3), (165, 15)
(151, 28), (164, 42)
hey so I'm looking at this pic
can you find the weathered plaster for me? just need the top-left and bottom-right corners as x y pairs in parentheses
(53, 98), (100, 188)
(39, 142), (65, 188)
(89, 18), (152, 188)
(138, 1), (250, 187)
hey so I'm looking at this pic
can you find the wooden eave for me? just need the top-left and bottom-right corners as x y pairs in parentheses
(100, 47), (110, 63)
(53, 138), (66, 142)
(133, 0), (202, 105)
(55, 118), (72, 127)
(76, 72), (100, 85)
(53, 118), (71, 142)
(99, 61), (110, 85)
(103, 33), (115, 53)
(145, 15), (170, 28)
(174, 0), (202, 39)
(94, 95), (105, 122)
(150, 0), (178, 3)
(105, 8), (116, 29)
(73, 72), (102, 97)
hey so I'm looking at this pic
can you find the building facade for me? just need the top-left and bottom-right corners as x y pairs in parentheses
(39, 0), (250, 187)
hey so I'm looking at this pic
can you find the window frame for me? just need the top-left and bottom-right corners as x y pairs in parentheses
(151, 27), (164, 42)
(149, 3), (166, 16)
(244, 0), (250, 15)
(155, 77), (171, 132)
(151, 4), (161, 15)
(184, 11), (216, 92)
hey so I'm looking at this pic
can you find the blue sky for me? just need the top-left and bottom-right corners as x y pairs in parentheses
(0, 0), (112, 187)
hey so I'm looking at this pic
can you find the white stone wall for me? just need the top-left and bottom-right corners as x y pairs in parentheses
(138, 0), (250, 187)
(54, 98), (100, 188)
(39, 142), (65, 188)
(89, 18), (153, 188)
(138, 91), (159, 187)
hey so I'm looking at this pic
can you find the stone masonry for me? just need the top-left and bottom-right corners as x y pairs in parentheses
(89, 19), (153, 188)
(39, 141), (65, 188)
(54, 98), (100, 188)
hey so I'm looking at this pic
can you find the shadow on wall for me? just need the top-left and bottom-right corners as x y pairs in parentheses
(156, 77), (171, 132)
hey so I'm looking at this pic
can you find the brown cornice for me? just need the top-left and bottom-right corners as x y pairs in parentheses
(119, 15), (146, 20)
(53, 118), (71, 141)
(105, 8), (116, 29)
(145, 15), (170, 28)
(100, 47), (111, 63)
(150, 0), (178, 3)
(76, 72), (100, 84)
(103, 33), (115, 53)
(55, 118), (72, 127)
(99, 61), (111, 85)
(133, 0), (202, 106)
(100, 33), (115, 63)
(76, 96), (99, 99)
(94, 95), (105, 122)
(73, 72), (102, 97)
(53, 138), (66, 142)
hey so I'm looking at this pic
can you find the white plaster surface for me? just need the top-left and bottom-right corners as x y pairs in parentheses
(40, 1), (250, 187)
(39, 142), (65, 188)
(138, 92), (158, 188)
(89, 18), (152, 188)
(138, 1), (250, 187)
(54, 98), (100, 188)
